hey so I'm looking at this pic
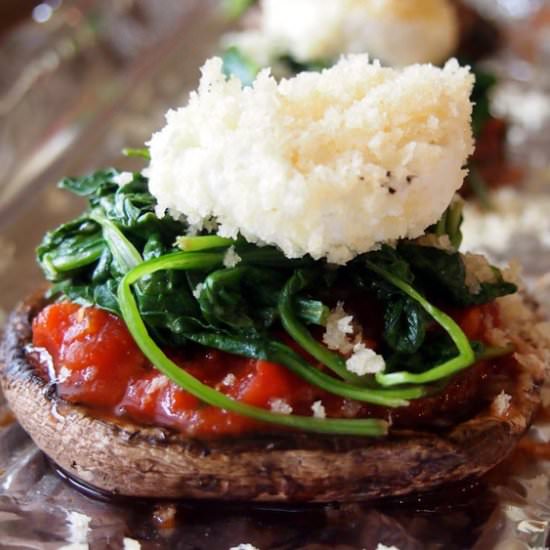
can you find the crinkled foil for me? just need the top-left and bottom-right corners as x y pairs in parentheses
(1, 1), (550, 549)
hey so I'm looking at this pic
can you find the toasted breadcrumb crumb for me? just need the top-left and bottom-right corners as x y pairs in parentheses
(269, 398), (293, 415)
(222, 373), (237, 387)
(323, 302), (355, 354)
(311, 400), (327, 419)
(463, 253), (497, 294)
(346, 343), (386, 376)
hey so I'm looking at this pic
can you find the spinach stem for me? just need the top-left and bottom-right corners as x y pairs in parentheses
(468, 165), (492, 210)
(447, 198), (464, 249)
(122, 148), (151, 160)
(365, 261), (476, 386)
(476, 344), (514, 361)
(175, 235), (234, 252)
(90, 211), (141, 272)
(278, 271), (358, 382)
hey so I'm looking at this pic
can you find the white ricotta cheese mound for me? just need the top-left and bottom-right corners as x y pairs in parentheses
(229, 0), (458, 67)
(148, 55), (473, 264)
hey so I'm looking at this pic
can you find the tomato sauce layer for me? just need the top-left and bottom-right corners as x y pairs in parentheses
(30, 302), (506, 437)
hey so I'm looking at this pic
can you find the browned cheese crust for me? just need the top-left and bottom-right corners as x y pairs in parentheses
(1, 291), (548, 502)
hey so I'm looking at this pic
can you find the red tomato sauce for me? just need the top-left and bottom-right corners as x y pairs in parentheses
(30, 301), (505, 437)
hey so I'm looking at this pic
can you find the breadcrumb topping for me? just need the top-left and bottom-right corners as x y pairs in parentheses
(148, 55), (473, 264)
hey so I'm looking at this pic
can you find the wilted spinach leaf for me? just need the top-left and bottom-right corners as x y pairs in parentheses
(398, 242), (516, 306)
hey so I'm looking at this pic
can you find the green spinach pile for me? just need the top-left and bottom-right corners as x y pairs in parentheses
(37, 170), (515, 436)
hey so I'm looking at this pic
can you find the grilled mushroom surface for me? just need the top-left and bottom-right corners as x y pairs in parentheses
(0, 293), (545, 502)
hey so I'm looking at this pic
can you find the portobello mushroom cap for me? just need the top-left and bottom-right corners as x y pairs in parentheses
(1, 292), (547, 502)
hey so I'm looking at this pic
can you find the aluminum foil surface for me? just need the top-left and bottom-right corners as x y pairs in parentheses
(1, 1), (550, 548)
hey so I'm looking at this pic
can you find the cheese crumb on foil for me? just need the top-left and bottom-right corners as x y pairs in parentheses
(346, 343), (386, 376)
(225, 0), (458, 67)
(148, 55), (473, 264)
(63, 511), (91, 547)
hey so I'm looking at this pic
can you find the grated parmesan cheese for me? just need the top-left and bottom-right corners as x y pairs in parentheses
(492, 390), (512, 416)
(269, 398), (293, 415)
(346, 343), (386, 376)
(148, 55), (473, 264)
(375, 544), (400, 550)
(311, 400), (327, 419)
(229, 545), (260, 550)
(112, 171), (133, 187)
(222, 373), (237, 387)
(223, 245), (242, 268)
(192, 282), (205, 300)
(323, 302), (355, 354)
(123, 538), (142, 550)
